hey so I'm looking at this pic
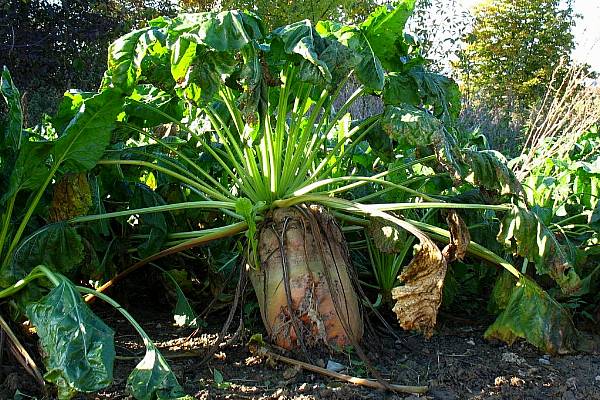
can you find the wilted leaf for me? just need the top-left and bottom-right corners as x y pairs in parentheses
(484, 276), (579, 355)
(269, 20), (332, 83)
(487, 270), (517, 315)
(126, 342), (192, 400)
(441, 210), (470, 262)
(315, 21), (385, 91)
(380, 104), (462, 177)
(392, 238), (447, 338)
(48, 173), (92, 222)
(461, 150), (522, 196)
(379, 106), (523, 197)
(498, 204), (581, 294)
(26, 274), (115, 399)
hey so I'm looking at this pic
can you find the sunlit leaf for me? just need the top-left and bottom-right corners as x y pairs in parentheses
(126, 342), (192, 400)
(498, 204), (581, 294)
(53, 89), (124, 173)
(360, 0), (416, 71)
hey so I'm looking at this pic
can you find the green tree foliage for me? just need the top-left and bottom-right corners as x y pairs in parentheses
(459, 0), (576, 112)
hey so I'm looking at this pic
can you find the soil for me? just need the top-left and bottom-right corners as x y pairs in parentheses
(1, 286), (599, 400)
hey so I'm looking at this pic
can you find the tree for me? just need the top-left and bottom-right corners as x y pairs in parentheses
(0, 0), (175, 124)
(459, 0), (576, 113)
(407, 0), (473, 76)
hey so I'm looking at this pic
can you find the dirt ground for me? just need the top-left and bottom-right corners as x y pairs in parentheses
(1, 290), (599, 400)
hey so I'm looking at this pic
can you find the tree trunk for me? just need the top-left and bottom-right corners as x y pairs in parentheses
(248, 205), (363, 350)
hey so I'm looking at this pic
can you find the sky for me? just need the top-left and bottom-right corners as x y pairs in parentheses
(460, 0), (600, 72)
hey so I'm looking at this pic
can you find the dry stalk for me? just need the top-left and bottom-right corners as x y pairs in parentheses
(515, 61), (600, 180)
(0, 314), (45, 388)
(248, 339), (428, 394)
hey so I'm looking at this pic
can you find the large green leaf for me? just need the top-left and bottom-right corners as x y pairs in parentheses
(0, 140), (53, 205)
(484, 276), (579, 355)
(269, 20), (332, 83)
(383, 72), (420, 106)
(0, 67), (24, 151)
(26, 274), (115, 399)
(51, 91), (94, 134)
(3, 224), (85, 285)
(126, 342), (192, 400)
(102, 27), (167, 93)
(315, 21), (385, 90)
(384, 68), (461, 121)
(169, 11), (264, 51)
(360, 0), (416, 71)
(53, 89), (123, 173)
(498, 204), (581, 294)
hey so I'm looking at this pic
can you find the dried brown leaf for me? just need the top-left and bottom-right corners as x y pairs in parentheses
(391, 238), (447, 338)
(48, 173), (92, 222)
(442, 210), (470, 262)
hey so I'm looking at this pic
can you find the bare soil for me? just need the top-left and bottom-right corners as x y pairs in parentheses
(1, 287), (599, 400)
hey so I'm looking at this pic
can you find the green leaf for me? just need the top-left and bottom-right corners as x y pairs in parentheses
(5, 224), (85, 284)
(368, 217), (408, 253)
(487, 270), (517, 315)
(161, 268), (200, 328)
(360, 0), (417, 71)
(213, 368), (224, 385)
(103, 27), (167, 93)
(484, 276), (579, 355)
(0, 140), (53, 205)
(50, 91), (93, 134)
(53, 89), (123, 173)
(170, 11), (264, 51)
(126, 342), (192, 400)
(269, 20), (332, 83)
(498, 204), (581, 294)
(383, 72), (420, 106)
(315, 21), (385, 90)
(1, 67), (24, 152)
(26, 274), (115, 399)
(131, 184), (168, 258)
(126, 85), (183, 127)
(0, 66), (23, 151)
